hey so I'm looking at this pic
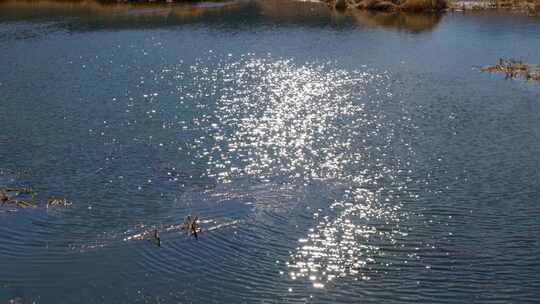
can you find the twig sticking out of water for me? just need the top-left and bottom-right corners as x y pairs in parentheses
(153, 229), (161, 247)
(122, 216), (201, 247)
(182, 215), (201, 239)
(0, 188), (7, 204)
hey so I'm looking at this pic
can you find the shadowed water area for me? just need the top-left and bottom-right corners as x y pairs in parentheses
(1, 0), (540, 303)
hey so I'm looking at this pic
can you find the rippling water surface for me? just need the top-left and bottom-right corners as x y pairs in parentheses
(1, 0), (540, 303)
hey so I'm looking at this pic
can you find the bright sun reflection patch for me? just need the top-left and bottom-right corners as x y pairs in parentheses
(287, 188), (411, 287)
(186, 53), (416, 289)
(192, 55), (386, 184)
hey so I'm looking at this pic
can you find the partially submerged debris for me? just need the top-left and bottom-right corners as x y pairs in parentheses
(182, 215), (201, 239)
(122, 219), (194, 247)
(481, 58), (540, 81)
(113, 218), (239, 251)
(0, 186), (36, 208)
(0, 186), (74, 211)
(153, 229), (161, 247)
(525, 66), (540, 81)
(47, 196), (73, 207)
(125, 228), (161, 246)
(481, 58), (528, 76)
(0, 188), (7, 203)
(15, 200), (35, 208)
(1, 186), (33, 194)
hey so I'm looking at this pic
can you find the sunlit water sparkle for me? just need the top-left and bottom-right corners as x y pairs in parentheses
(175, 54), (420, 288)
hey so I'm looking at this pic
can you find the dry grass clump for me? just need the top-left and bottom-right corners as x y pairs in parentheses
(525, 67), (540, 81)
(481, 58), (540, 82)
(481, 58), (527, 74)
(0, 186), (35, 208)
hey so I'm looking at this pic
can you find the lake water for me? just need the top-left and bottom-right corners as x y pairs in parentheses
(1, 1), (540, 303)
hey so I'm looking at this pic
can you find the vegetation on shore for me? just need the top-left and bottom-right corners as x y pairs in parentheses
(328, 0), (540, 13)
(448, 0), (539, 14)
(328, 0), (447, 11)
(3, 0), (539, 14)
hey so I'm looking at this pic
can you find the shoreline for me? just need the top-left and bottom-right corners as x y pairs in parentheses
(0, 0), (538, 13)
(447, 0), (539, 14)
(111, 0), (540, 14)
(0, 0), (538, 32)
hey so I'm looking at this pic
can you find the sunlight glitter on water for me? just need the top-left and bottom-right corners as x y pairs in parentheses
(193, 55), (379, 184)
(287, 189), (410, 288)
(185, 54), (417, 289)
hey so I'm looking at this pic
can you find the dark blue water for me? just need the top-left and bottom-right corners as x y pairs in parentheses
(1, 1), (540, 303)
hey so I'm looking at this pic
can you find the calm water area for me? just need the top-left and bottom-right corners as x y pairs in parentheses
(1, 0), (540, 303)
